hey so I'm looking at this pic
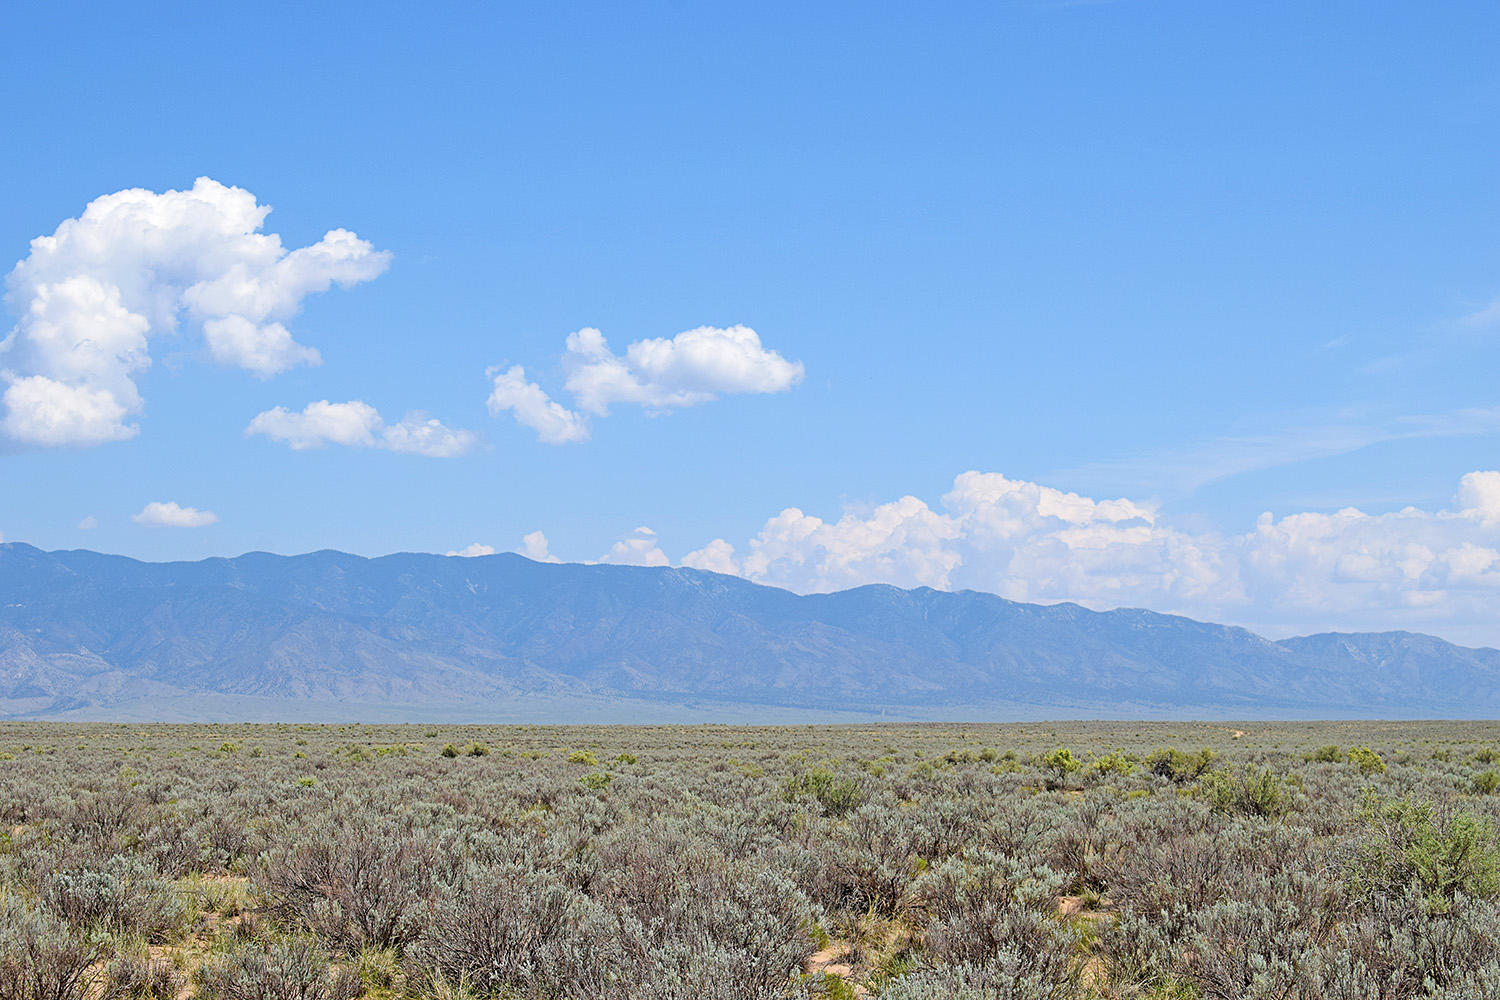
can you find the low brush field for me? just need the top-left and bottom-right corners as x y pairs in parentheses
(4, 720), (1500, 999)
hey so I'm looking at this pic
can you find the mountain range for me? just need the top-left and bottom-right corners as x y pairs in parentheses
(1, 541), (1496, 721)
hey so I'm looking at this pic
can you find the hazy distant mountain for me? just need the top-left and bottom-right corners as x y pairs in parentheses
(1, 542), (1496, 721)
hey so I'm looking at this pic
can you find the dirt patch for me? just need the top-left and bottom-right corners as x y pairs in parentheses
(805, 941), (867, 995)
(1057, 894), (1113, 921)
(806, 942), (854, 978)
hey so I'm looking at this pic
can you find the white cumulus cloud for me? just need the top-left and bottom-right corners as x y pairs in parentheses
(1457, 471), (1500, 527)
(133, 501), (218, 528)
(411, 469), (1500, 641)
(564, 325), (803, 415)
(246, 400), (476, 457)
(78, 515), (98, 530)
(449, 532), (561, 562)
(616, 470), (1500, 645)
(378, 412), (479, 458)
(487, 325), (803, 443)
(1, 178), (390, 447)
(486, 365), (589, 444)
(599, 526), (670, 567)
(681, 538), (739, 575)
(520, 530), (560, 563)
(447, 542), (496, 557)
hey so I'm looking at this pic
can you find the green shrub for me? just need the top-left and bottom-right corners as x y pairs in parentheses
(782, 768), (864, 816)
(1309, 744), (1342, 762)
(1145, 747), (1217, 783)
(1352, 797), (1500, 909)
(1195, 767), (1291, 819)
(566, 749), (598, 765)
(1348, 746), (1386, 774)
(1475, 771), (1500, 795)
(1091, 750), (1136, 775)
(1040, 747), (1081, 784)
(353, 948), (399, 993)
(816, 974), (859, 999)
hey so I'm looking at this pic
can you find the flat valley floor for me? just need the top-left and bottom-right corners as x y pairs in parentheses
(3, 719), (1499, 999)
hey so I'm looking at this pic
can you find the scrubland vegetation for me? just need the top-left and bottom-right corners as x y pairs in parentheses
(4, 720), (1500, 998)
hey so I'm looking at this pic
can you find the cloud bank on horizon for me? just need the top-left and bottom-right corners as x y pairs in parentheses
(491, 468), (1500, 642)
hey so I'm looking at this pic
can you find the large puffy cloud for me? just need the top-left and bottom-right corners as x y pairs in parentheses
(728, 474), (1220, 604)
(935, 472), (1233, 608)
(488, 325), (803, 443)
(1458, 471), (1500, 526)
(246, 400), (476, 457)
(740, 495), (965, 592)
(1, 373), (137, 446)
(1, 178), (390, 446)
(1237, 488), (1500, 631)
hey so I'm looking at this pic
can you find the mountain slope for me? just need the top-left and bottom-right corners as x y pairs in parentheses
(1, 542), (1497, 720)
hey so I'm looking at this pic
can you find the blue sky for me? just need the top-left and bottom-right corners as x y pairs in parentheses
(6, 1), (1500, 643)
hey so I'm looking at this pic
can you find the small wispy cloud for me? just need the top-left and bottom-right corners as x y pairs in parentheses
(1056, 404), (1500, 498)
(1460, 299), (1500, 329)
